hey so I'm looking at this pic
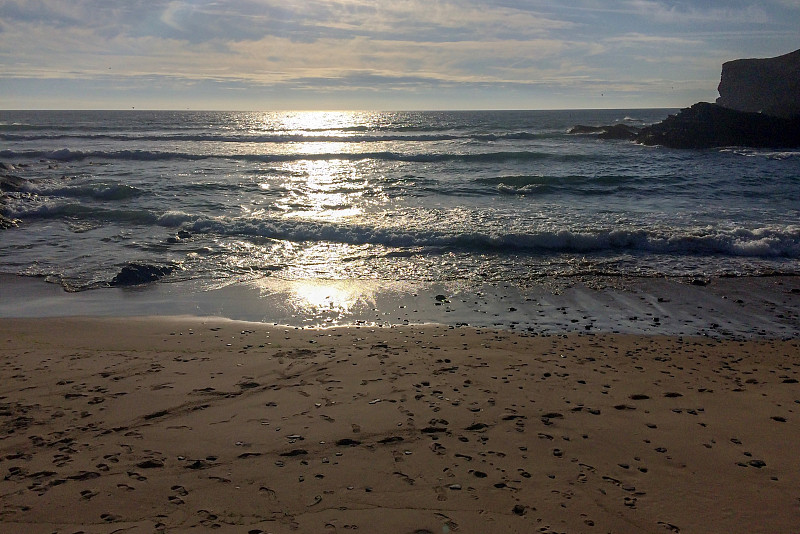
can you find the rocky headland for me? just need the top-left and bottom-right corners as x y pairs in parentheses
(571, 49), (800, 149)
(638, 49), (800, 149)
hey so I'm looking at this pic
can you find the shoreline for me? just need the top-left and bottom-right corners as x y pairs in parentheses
(1, 317), (799, 533)
(1, 272), (798, 338)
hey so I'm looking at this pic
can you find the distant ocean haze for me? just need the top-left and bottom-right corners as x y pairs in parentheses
(1, 110), (799, 291)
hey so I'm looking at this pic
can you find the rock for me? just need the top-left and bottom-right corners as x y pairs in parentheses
(0, 174), (26, 193)
(717, 49), (800, 118)
(635, 102), (800, 149)
(0, 213), (19, 230)
(568, 125), (606, 134)
(633, 50), (800, 149)
(598, 124), (640, 140)
(110, 263), (174, 286)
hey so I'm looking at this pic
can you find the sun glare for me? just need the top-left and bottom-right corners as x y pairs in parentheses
(273, 111), (368, 134)
(249, 277), (379, 325)
(291, 280), (363, 313)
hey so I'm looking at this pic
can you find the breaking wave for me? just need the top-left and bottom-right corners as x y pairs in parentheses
(26, 182), (145, 201)
(0, 148), (599, 164)
(0, 131), (557, 144)
(149, 212), (800, 259)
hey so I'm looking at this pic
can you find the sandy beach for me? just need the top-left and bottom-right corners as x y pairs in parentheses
(2, 314), (799, 533)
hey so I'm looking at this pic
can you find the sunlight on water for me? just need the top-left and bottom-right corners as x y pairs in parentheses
(267, 111), (371, 134)
(2, 109), (798, 293)
(276, 159), (365, 220)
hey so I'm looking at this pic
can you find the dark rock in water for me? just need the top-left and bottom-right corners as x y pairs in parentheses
(568, 125), (606, 134)
(568, 124), (640, 140)
(717, 49), (800, 118)
(110, 263), (174, 286)
(0, 213), (19, 229)
(0, 173), (26, 192)
(167, 230), (193, 244)
(0, 190), (20, 229)
(635, 102), (800, 149)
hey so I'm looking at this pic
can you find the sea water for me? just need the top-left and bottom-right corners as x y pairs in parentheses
(1, 110), (799, 294)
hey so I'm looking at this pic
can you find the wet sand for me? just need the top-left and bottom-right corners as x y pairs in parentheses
(1, 316), (799, 533)
(2, 274), (799, 338)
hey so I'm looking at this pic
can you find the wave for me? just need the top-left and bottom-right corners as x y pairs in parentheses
(9, 202), (157, 224)
(0, 148), (598, 165)
(0, 132), (458, 143)
(26, 182), (145, 201)
(150, 212), (800, 259)
(0, 131), (557, 144)
(725, 148), (800, 160)
(11, 197), (800, 260)
(478, 174), (652, 195)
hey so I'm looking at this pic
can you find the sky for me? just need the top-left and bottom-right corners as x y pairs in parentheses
(1, 0), (798, 110)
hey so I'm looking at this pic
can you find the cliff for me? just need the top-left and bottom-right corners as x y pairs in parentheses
(633, 49), (800, 148)
(716, 49), (800, 118)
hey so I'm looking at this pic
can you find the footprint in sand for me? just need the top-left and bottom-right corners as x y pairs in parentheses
(80, 489), (98, 500)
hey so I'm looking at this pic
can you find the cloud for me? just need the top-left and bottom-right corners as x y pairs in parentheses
(604, 33), (701, 46)
(623, 0), (770, 25)
(0, 0), (583, 84)
(1, 0), (797, 109)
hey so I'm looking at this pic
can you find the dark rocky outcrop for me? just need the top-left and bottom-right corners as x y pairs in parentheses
(0, 213), (18, 229)
(0, 173), (26, 193)
(0, 169), (25, 229)
(716, 49), (800, 118)
(635, 102), (800, 149)
(634, 49), (800, 149)
(110, 263), (175, 287)
(568, 124), (640, 140)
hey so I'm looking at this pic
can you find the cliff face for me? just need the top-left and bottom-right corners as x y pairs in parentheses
(716, 49), (800, 118)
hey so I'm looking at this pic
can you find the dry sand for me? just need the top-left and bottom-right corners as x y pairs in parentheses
(1, 317), (799, 533)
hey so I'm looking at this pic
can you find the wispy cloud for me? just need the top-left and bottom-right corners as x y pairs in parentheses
(1, 0), (797, 109)
(623, 0), (770, 25)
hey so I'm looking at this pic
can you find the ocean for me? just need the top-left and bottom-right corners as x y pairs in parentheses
(1, 109), (799, 325)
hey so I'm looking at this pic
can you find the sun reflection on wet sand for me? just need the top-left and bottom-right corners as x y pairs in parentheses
(248, 278), (410, 326)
